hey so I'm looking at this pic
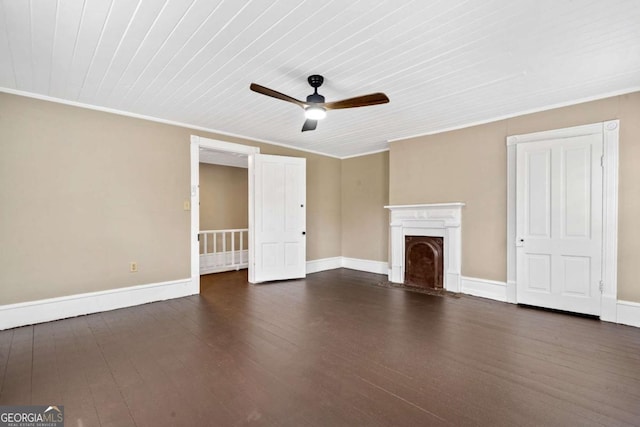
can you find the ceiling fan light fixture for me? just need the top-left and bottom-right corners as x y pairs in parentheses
(304, 106), (326, 120)
(250, 75), (389, 132)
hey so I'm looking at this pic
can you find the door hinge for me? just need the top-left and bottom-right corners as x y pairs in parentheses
(599, 280), (604, 293)
(600, 155), (604, 168)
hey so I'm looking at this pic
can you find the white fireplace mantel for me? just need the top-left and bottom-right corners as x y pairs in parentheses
(385, 203), (465, 292)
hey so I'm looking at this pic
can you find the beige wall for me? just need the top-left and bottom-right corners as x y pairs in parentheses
(246, 144), (342, 261)
(199, 163), (248, 231)
(0, 92), (342, 304)
(3, 90), (637, 306)
(389, 92), (640, 302)
(341, 152), (389, 262)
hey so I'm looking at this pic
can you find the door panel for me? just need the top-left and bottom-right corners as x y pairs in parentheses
(526, 254), (551, 293)
(562, 145), (591, 238)
(516, 134), (603, 315)
(561, 256), (590, 296)
(252, 154), (306, 283)
(525, 149), (551, 238)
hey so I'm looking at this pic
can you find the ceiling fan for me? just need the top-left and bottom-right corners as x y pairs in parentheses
(250, 75), (389, 132)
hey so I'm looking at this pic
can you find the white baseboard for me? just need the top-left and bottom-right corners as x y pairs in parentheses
(461, 276), (508, 302)
(306, 257), (388, 275)
(200, 250), (248, 275)
(616, 300), (640, 328)
(306, 257), (343, 274)
(0, 278), (195, 330)
(341, 257), (389, 275)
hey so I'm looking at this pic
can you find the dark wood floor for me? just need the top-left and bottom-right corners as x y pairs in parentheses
(1, 269), (640, 426)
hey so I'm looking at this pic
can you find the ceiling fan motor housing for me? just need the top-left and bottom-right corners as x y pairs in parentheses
(306, 93), (325, 103)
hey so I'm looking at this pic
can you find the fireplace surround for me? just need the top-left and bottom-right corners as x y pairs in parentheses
(385, 203), (465, 292)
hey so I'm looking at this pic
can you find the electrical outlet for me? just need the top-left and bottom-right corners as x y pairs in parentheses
(183, 200), (191, 211)
(130, 262), (138, 272)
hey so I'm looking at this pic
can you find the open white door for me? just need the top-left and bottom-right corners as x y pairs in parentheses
(516, 133), (603, 315)
(249, 153), (306, 283)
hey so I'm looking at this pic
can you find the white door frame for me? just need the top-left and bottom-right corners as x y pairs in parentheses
(506, 120), (619, 321)
(190, 135), (260, 291)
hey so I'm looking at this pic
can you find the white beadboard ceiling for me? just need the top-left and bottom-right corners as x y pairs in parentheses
(1, 0), (639, 158)
(200, 147), (248, 168)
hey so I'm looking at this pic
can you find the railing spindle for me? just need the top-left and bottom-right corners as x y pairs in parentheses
(222, 232), (226, 265)
(213, 232), (217, 266)
(231, 231), (235, 266)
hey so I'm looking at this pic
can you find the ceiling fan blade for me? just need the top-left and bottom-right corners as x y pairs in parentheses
(323, 93), (389, 110)
(301, 119), (317, 132)
(250, 83), (307, 108)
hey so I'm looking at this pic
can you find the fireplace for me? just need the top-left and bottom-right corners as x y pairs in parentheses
(405, 236), (444, 289)
(385, 203), (465, 292)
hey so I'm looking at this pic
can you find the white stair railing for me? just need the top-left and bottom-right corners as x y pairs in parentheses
(199, 228), (248, 274)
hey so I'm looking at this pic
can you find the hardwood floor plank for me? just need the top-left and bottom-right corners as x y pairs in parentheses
(0, 329), (14, 399)
(30, 322), (63, 405)
(0, 326), (32, 405)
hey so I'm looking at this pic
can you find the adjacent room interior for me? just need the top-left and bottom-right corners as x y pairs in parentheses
(1, 1), (639, 425)
(198, 148), (249, 277)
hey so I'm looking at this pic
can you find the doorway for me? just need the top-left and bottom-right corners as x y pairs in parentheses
(190, 136), (258, 292)
(190, 135), (307, 290)
(506, 121), (619, 319)
(199, 147), (250, 276)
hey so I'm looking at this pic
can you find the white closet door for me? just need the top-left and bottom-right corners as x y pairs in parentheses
(516, 133), (603, 315)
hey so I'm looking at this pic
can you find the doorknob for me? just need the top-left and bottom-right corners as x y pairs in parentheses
(302, 231), (306, 235)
